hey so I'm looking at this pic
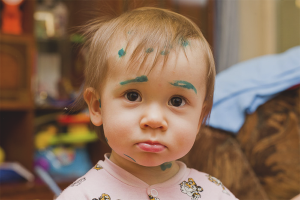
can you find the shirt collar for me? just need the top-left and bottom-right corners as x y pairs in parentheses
(99, 153), (189, 188)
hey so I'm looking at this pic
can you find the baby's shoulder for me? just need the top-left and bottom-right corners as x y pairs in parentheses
(183, 169), (238, 200)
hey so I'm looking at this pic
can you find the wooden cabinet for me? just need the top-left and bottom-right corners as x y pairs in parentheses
(0, 34), (34, 110)
(0, 0), (36, 198)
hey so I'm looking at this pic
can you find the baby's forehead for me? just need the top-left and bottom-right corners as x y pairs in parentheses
(106, 36), (205, 74)
(103, 41), (208, 90)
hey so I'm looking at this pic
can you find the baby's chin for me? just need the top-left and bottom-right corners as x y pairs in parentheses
(132, 156), (177, 168)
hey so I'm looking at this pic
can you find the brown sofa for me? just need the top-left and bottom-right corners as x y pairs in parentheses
(181, 87), (300, 200)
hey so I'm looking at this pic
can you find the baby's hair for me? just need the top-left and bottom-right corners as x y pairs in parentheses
(79, 7), (215, 143)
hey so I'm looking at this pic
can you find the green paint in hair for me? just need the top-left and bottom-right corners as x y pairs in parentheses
(160, 50), (169, 55)
(146, 48), (153, 53)
(118, 48), (126, 57)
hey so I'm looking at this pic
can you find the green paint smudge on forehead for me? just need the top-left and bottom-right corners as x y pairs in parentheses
(160, 50), (169, 55)
(180, 37), (189, 47)
(120, 75), (148, 85)
(170, 80), (197, 94)
(118, 48), (126, 57)
(182, 40), (189, 47)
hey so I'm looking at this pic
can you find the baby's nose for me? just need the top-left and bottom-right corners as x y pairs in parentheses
(140, 105), (168, 131)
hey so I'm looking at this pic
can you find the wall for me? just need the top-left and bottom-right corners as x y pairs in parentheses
(238, 0), (300, 62)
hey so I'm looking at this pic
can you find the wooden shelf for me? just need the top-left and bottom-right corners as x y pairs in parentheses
(0, 103), (33, 111)
(0, 181), (71, 199)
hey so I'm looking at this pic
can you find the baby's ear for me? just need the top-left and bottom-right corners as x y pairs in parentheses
(83, 87), (102, 126)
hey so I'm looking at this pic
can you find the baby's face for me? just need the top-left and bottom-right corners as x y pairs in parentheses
(99, 44), (207, 167)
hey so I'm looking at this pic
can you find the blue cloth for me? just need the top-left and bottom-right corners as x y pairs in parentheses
(208, 46), (300, 134)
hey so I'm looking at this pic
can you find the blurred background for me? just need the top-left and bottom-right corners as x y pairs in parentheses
(0, 0), (299, 199)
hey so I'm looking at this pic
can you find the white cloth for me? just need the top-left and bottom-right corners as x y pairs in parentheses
(209, 46), (300, 133)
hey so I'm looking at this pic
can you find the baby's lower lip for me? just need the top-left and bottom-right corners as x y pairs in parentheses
(137, 142), (166, 153)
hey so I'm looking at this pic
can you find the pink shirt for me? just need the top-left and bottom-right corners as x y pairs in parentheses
(56, 154), (238, 200)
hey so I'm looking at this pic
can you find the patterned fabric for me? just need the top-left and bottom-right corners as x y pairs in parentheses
(237, 87), (300, 199)
(56, 154), (238, 200)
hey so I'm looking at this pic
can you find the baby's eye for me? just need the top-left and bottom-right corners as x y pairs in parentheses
(125, 91), (142, 102)
(168, 96), (186, 107)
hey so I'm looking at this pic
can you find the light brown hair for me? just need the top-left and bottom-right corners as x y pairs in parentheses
(80, 7), (215, 143)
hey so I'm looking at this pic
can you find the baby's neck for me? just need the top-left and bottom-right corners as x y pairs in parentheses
(109, 151), (180, 185)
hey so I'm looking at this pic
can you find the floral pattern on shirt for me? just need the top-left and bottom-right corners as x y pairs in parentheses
(92, 193), (111, 200)
(206, 175), (230, 196)
(180, 178), (204, 199)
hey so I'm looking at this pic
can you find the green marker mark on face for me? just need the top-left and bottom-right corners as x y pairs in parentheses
(124, 154), (136, 162)
(118, 48), (126, 57)
(170, 80), (197, 94)
(160, 162), (172, 171)
(120, 75), (148, 85)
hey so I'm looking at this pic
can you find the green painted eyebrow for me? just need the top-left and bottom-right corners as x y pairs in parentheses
(170, 80), (197, 94)
(120, 75), (148, 85)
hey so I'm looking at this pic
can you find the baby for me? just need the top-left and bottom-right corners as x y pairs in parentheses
(57, 7), (238, 200)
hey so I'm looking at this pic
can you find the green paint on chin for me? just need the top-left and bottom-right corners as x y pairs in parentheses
(118, 48), (126, 57)
(124, 154), (136, 162)
(170, 80), (197, 94)
(160, 162), (172, 171)
(120, 75), (148, 85)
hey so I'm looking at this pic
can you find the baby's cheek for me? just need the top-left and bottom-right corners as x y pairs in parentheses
(173, 121), (198, 149)
(103, 112), (136, 138)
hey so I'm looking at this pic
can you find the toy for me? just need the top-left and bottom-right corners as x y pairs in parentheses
(34, 113), (97, 182)
(34, 146), (92, 182)
(35, 113), (97, 150)
(1, 0), (24, 35)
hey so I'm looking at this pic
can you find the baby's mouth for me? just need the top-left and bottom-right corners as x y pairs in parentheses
(136, 141), (166, 153)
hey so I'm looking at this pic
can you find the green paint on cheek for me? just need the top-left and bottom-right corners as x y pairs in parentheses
(105, 137), (108, 143)
(170, 80), (197, 94)
(120, 75), (148, 85)
(118, 48), (126, 57)
(160, 162), (172, 171)
(98, 99), (101, 108)
(124, 154), (136, 162)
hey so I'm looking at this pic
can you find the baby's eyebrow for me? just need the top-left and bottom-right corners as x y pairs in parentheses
(119, 75), (148, 85)
(170, 80), (197, 94)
